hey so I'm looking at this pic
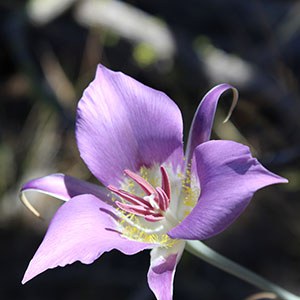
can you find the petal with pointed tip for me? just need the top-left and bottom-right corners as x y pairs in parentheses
(76, 65), (183, 187)
(22, 194), (152, 284)
(169, 140), (288, 240)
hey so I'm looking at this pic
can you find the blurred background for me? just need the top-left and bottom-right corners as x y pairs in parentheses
(1, 0), (300, 299)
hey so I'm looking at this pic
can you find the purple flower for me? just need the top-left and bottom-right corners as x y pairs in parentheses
(21, 65), (287, 299)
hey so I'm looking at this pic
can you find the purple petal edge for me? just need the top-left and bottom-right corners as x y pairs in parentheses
(169, 140), (288, 240)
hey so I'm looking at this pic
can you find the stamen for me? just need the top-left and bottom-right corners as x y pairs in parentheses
(156, 187), (170, 211)
(145, 214), (165, 222)
(115, 201), (156, 217)
(124, 169), (157, 196)
(160, 166), (171, 199)
(107, 185), (151, 208)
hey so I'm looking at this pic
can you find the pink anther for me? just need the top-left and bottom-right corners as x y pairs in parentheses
(160, 166), (171, 199)
(107, 185), (151, 208)
(156, 187), (170, 211)
(124, 169), (157, 196)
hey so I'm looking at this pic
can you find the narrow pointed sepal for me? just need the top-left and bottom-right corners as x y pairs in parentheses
(185, 84), (238, 163)
(20, 173), (109, 202)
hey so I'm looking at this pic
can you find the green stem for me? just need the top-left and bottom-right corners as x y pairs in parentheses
(185, 240), (300, 300)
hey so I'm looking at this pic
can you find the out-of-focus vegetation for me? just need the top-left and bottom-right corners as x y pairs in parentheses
(1, 0), (300, 299)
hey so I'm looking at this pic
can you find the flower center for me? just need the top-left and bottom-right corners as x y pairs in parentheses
(107, 164), (200, 247)
(107, 166), (171, 222)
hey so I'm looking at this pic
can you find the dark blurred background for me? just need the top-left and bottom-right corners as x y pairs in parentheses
(1, 0), (300, 299)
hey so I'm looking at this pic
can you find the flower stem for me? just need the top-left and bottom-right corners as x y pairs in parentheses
(185, 240), (300, 300)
